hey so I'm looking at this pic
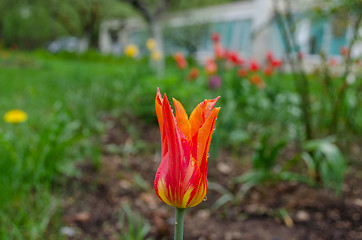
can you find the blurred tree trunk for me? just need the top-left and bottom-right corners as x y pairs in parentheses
(82, 3), (101, 49)
(273, 0), (313, 141)
(119, 0), (179, 77)
(149, 18), (164, 76)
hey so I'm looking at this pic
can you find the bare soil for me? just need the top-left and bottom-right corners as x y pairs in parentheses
(61, 118), (362, 240)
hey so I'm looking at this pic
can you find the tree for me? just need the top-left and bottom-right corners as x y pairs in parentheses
(0, 0), (132, 49)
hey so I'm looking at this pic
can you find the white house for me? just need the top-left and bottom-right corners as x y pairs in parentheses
(99, 0), (360, 67)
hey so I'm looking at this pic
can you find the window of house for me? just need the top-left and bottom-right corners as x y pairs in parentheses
(309, 20), (325, 55)
(329, 18), (347, 55)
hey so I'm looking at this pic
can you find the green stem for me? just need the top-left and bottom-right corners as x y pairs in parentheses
(174, 208), (185, 240)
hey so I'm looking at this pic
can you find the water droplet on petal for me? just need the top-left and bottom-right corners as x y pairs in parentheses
(191, 160), (196, 166)
(203, 196), (208, 201)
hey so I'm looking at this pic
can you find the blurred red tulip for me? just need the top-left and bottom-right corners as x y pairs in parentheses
(174, 52), (188, 69)
(228, 51), (245, 66)
(340, 46), (349, 57)
(188, 67), (200, 81)
(177, 60), (187, 69)
(238, 68), (248, 78)
(174, 52), (185, 62)
(271, 59), (283, 68)
(214, 42), (225, 59)
(249, 59), (259, 71)
(266, 51), (274, 62)
(264, 65), (273, 77)
(211, 32), (221, 43)
(250, 74), (265, 89)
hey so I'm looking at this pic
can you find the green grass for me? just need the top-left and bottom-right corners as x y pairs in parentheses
(0, 52), (155, 239)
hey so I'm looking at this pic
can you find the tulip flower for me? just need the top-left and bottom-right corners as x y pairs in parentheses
(228, 51), (245, 66)
(187, 67), (200, 81)
(214, 42), (225, 59)
(151, 50), (162, 61)
(146, 38), (157, 51)
(124, 44), (139, 58)
(154, 88), (220, 208)
(249, 74), (265, 89)
(264, 65), (273, 77)
(238, 68), (248, 78)
(205, 59), (218, 75)
(208, 75), (222, 90)
(154, 88), (220, 239)
(249, 59), (259, 71)
(174, 52), (188, 69)
(271, 59), (283, 68)
(266, 51), (274, 63)
(340, 46), (349, 57)
(211, 32), (220, 43)
(173, 52), (185, 62)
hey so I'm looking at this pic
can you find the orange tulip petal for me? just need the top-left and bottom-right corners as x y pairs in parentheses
(155, 88), (164, 138)
(197, 107), (220, 175)
(189, 96), (220, 137)
(173, 98), (191, 140)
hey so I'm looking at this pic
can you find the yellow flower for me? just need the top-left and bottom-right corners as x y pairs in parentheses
(151, 50), (162, 61)
(146, 38), (157, 51)
(124, 44), (139, 58)
(4, 109), (28, 123)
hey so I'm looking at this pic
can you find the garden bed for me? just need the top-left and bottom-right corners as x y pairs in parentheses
(61, 118), (362, 240)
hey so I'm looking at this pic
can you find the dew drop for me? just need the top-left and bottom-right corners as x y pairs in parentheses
(191, 160), (196, 166)
(203, 196), (208, 202)
(175, 222), (178, 225)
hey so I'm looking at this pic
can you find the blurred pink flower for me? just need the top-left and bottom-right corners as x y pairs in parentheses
(208, 75), (222, 90)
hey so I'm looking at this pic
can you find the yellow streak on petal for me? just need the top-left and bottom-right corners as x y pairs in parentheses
(157, 179), (173, 206)
(187, 181), (207, 208)
(181, 187), (194, 208)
